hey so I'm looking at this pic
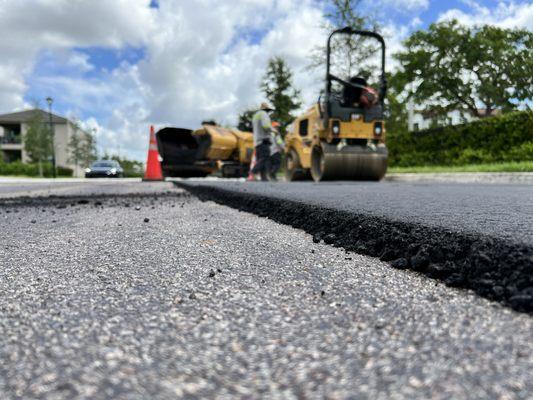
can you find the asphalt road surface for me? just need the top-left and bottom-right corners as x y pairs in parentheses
(178, 180), (533, 312)
(0, 181), (531, 399)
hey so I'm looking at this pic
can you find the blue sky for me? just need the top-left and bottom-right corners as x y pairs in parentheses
(0, 0), (530, 160)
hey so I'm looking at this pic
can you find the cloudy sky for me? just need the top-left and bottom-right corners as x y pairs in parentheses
(0, 0), (531, 160)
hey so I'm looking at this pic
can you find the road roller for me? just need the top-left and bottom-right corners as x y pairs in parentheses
(156, 124), (254, 178)
(284, 28), (388, 182)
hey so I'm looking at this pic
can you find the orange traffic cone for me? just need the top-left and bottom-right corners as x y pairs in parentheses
(247, 149), (257, 181)
(143, 125), (163, 181)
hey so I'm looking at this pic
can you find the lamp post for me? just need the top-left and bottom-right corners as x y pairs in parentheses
(92, 127), (98, 160)
(45, 97), (56, 178)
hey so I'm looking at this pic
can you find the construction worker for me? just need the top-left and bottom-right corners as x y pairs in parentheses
(269, 121), (284, 181)
(251, 102), (273, 181)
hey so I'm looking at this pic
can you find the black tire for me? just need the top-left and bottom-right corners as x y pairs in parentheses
(310, 145), (326, 182)
(284, 149), (310, 181)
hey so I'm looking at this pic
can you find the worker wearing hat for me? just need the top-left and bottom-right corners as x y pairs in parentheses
(251, 102), (274, 181)
(269, 121), (284, 181)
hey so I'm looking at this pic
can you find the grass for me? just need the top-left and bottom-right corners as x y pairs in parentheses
(388, 161), (533, 174)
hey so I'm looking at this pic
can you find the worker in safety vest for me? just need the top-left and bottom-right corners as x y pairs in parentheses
(251, 102), (274, 181)
(269, 121), (284, 181)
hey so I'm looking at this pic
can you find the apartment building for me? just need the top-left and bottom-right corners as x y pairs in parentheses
(0, 109), (88, 177)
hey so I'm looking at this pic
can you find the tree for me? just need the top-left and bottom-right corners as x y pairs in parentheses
(384, 76), (409, 135)
(80, 130), (97, 167)
(394, 20), (533, 118)
(309, 0), (381, 81)
(67, 122), (85, 176)
(24, 110), (53, 177)
(237, 109), (255, 132)
(261, 57), (301, 132)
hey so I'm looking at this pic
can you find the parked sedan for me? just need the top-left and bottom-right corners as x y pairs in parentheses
(85, 160), (124, 178)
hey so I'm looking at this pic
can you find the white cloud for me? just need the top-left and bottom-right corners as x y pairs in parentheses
(439, 1), (533, 29)
(378, 0), (429, 12)
(65, 52), (94, 73)
(119, 0), (329, 156)
(137, 1), (326, 128)
(410, 17), (423, 28)
(0, 0), (154, 111)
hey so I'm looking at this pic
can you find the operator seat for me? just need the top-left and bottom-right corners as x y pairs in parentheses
(342, 77), (367, 107)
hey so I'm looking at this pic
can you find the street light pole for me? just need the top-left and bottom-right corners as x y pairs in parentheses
(92, 127), (98, 160)
(46, 97), (56, 178)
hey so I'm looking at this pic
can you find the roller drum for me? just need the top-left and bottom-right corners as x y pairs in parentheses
(311, 142), (388, 182)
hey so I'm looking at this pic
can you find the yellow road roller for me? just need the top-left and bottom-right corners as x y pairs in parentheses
(156, 124), (254, 178)
(284, 28), (388, 182)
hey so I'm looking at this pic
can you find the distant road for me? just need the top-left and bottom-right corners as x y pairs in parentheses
(386, 172), (533, 184)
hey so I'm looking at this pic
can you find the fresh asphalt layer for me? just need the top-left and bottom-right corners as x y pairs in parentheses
(0, 182), (531, 399)
(177, 180), (533, 312)
(177, 181), (533, 243)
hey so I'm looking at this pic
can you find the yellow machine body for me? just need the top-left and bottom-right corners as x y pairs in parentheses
(284, 105), (388, 181)
(155, 124), (253, 178)
(229, 129), (255, 165)
(284, 27), (389, 182)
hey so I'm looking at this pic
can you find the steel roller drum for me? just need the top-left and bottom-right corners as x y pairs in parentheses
(311, 142), (388, 182)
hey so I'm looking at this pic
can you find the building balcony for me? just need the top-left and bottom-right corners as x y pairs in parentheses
(1, 135), (22, 144)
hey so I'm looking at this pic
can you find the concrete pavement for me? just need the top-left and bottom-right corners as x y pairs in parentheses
(385, 172), (533, 184)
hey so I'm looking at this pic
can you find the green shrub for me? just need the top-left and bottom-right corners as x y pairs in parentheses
(0, 161), (73, 177)
(56, 166), (73, 177)
(503, 141), (533, 162)
(456, 149), (494, 165)
(0, 160), (37, 176)
(388, 111), (533, 167)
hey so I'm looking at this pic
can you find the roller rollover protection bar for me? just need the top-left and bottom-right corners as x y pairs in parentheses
(325, 27), (387, 108)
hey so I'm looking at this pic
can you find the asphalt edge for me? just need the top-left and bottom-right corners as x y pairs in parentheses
(177, 182), (533, 313)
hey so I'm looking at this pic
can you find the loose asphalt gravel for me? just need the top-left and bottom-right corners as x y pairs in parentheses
(0, 181), (531, 399)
